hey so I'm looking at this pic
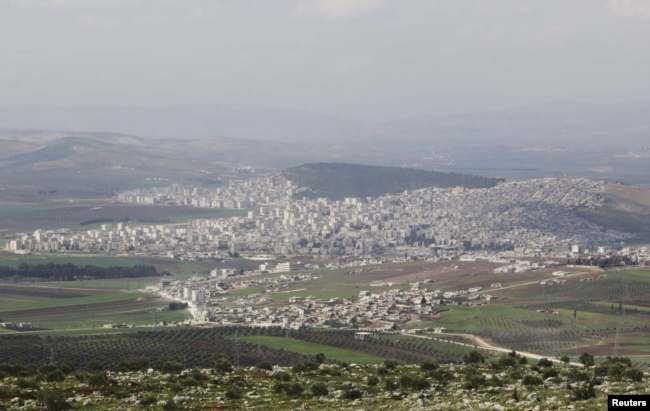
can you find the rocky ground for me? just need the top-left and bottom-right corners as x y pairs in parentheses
(1, 352), (648, 410)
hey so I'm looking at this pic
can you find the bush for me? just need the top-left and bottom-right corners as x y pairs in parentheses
(139, 396), (157, 407)
(46, 370), (65, 385)
(88, 372), (109, 387)
(384, 378), (398, 391)
(38, 389), (71, 411)
(608, 363), (627, 382)
(156, 359), (182, 374)
(537, 358), (553, 367)
(257, 361), (273, 371)
(161, 399), (178, 411)
(523, 374), (543, 388)
(463, 351), (485, 365)
(342, 389), (363, 400)
(311, 382), (329, 397)
(497, 356), (518, 369)
(431, 368), (453, 385)
(86, 361), (104, 372)
(541, 368), (558, 379)
(410, 376), (431, 391)
(399, 374), (413, 390)
(383, 359), (398, 370)
(211, 354), (232, 374)
(579, 353), (595, 368)
(284, 382), (304, 397)
(225, 387), (243, 400)
(274, 372), (291, 382)
(625, 367), (644, 382)
(420, 359), (439, 372)
(463, 374), (487, 390)
(367, 375), (380, 387)
(15, 378), (39, 389)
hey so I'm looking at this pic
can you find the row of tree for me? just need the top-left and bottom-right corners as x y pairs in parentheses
(0, 262), (164, 282)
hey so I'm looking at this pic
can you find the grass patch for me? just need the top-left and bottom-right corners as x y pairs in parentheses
(33, 278), (162, 290)
(0, 290), (154, 313)
(236, 335), (384, 364)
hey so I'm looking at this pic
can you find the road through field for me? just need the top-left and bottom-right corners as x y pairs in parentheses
(403, 331), (584, 367)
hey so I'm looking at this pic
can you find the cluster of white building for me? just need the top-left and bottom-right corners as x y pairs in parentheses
(6, 177), (633, 259)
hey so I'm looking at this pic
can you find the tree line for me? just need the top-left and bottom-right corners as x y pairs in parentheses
(0, 262), (164, 282)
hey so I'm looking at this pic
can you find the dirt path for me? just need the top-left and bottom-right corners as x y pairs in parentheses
(403, 331), (584, 367)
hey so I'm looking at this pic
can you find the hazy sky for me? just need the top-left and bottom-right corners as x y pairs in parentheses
(1, 0), (649, 121)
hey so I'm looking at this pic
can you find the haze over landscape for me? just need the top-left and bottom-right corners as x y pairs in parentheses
(1, 1), (650, 410)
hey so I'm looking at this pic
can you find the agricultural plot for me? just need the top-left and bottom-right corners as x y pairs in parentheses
(0, 327), (402, 371)
(236, 335), (385, 364)
(0, 203), (245, 233)
(0, 278), (173, 333)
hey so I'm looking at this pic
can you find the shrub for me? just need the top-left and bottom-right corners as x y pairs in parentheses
(15, 378), (39, 390)
(410, 376), (431, 391)
(225, 387), (243, 400)
(156, 359), (182, 374)
(523, 374), (543, 388)
(430, 368), (453, 385)
(88, 372), (108, 387)
(497, 356), (518, 369)
(38, 389), (70, 411)
(542, 368), (558, 379)
(161, 399), (178, 411)
(257, 361), (273, 371)
(139, 396), (157, 407)
(87, 361), (104, 372)
(463, 374), (487, 390)
(383, 359), (398, 370)
(45, 370), (65, 385)
(342, 389), (362, 400)
(420, 359), (439, 372)
(537, 358), (553, 367)
(608, 363), (627, 382)
(284, 382), (304, 397)
(399, 374), (414, 390)
(311, 382), (329, 397)
(273, 372), (291, 382)
(625, 367), (644, 383)
(463, 351), (485, 365)
(211, 354), (232, 374)
(579, 353), (595, 368)
(384, 378), (398, 391)
(367, 375), (380, 387)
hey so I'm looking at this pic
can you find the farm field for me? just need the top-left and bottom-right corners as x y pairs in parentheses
(0, 202), (246, 233)
(0, 254), (264, 275)
(236, 335), (385, 364)
(0, 275), (182, 333)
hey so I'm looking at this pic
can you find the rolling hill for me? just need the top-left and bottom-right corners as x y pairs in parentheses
(282, 163), (504, 200)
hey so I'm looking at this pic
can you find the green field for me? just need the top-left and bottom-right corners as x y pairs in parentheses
(236, 335), (384, 364)
(0, 290), (154, 312)
(33, 278), (161, 290)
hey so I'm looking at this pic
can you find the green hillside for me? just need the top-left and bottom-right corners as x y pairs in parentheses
(282, 162), (504, 200)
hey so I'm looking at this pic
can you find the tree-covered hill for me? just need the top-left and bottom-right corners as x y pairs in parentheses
(282, 163), (504, 200)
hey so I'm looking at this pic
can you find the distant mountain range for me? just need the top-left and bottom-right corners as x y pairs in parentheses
(1, 100), (648, 149)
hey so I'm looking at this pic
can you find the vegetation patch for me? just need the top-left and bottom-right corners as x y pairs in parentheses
(282, 162), (504, 200)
